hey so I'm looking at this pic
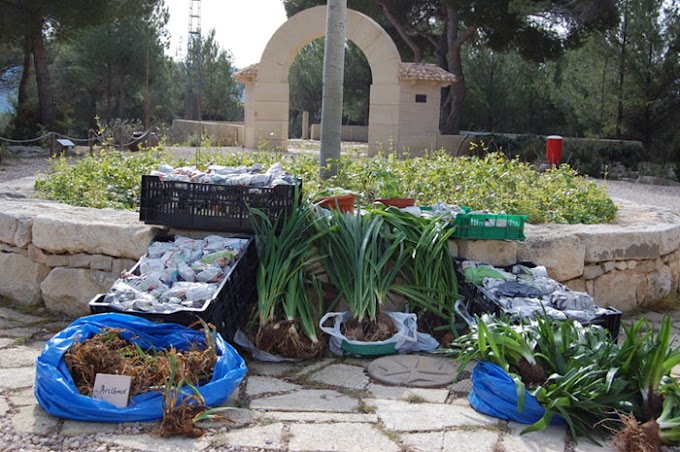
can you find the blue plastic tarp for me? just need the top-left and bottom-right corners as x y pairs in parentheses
(468, 361), (564, 425)
(35, 313), (247, 422)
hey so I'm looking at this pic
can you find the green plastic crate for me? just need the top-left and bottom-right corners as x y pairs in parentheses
(452, 213), (527, 241)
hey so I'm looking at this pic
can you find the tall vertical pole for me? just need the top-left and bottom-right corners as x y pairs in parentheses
(319, 0), (347, 180)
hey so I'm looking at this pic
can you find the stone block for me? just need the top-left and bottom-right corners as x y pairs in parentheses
(45, 254), (69, 268)
(615, 261), (629, 271)
(32, 206), (159, 259)
(562, 278), (587, 293)
(583, 264), (604, 280)
(0, 253), (50, 307)
(636, 274), (648, 304)
(447, 240), (458, 257)
(68, 253), (92, 268)
(579, 222), (680, 263)
(0, 204), (34, 248)
(645, 266), (673, 303)
(516, 235), (584, 281)
(602, 261), (616, 273)
(592, 270), (638, 312)
(111, 258), (138, 276)
(90, 254), (113, 271)
(29, 245), (47, 265)
(40, 268), (117, 318)
(637, 259), (657, 273)
(457, 240), (518, 267)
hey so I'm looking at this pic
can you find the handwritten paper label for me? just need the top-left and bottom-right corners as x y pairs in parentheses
(92, 373), (132, 408)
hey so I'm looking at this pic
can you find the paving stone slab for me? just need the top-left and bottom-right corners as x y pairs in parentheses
(216, 422), (285, 449)
(309, 363), (370, 390)
(449, 378), (473, 394)
(249, 389), (359, 412)
(196, 407), (252, 429)
(292, 358), (336, 377)
(11, 405), (60, 435)
(246, 375), (301, 397)
(102, 432), (210, 451)
(0, 396), (9, 417)
(442, 428), (501, 452)
(0, 366), (35, 389)
(0, 306), (44, 324)
(60, 420), (119, 436)
(7, 387), (37, 407)
(572, 439), (616, 451)
(366, 355), (457, 387)
(246, 360), (299, 377)
(288, 422), (400, 452)
(0, 345), (41, 368)
(402, 428), (502, 452)
(253, 410), (379, 424)
(367, 383), (449, 403)
(502, 421), (567, 452)
(373, 399), (499, 432)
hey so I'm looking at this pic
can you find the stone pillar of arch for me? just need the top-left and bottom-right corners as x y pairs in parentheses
(239, 5), (401, 153)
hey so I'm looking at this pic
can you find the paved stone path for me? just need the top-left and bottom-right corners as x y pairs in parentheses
(0, 306), (679, 451)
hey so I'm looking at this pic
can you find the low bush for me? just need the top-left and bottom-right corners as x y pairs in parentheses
(34, 147), (617, 224)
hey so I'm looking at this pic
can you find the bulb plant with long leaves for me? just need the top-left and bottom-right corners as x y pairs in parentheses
(376, 207), (462, 339)
(248, 198), (330, 358)
(444, 314), (640, 443)
(312, 209), (407, 325)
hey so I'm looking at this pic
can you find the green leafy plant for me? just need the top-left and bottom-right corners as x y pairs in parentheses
(377, 207), (462, 338)
(313, 210), (406, 323)
(444, 315), (638, 442)
(249, 199), (329, 358)
(35, 148), (617, 225)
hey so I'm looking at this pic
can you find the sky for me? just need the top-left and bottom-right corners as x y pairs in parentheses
(164, 0), (289, 69)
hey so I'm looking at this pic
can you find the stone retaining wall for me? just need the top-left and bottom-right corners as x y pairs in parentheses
(1, 198), (679, 318)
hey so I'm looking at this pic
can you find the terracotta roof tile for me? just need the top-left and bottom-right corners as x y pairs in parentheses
(233, 62), (457, 85)
(233, 63), (259, 82)
(398, 63), (457, 84)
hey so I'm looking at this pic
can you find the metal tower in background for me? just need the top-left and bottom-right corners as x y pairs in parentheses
(185, 0), (202, 120)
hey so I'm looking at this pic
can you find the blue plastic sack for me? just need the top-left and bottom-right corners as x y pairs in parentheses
(468, 361), (564, 425)
(35, 313), (247, 422)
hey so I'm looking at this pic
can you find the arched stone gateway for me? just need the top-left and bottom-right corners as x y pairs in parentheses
(233, 5), (456, 153)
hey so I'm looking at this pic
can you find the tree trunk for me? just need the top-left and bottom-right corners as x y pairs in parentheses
(615, 0), (629, 138)
(17, 35), (32, 108)
(439, 6), (473, 135)
(378, 1), (422, 62)
(30, 14), (55, 128)
(319, 0), (347, 180)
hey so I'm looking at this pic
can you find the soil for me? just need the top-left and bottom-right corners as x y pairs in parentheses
(341, 311), (397, 342)
(254, 320), (327, 360)
(517, 357), (547, 386)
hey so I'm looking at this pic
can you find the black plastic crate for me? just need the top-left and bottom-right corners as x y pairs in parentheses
(461, 282), (622, 341)
(139, 175), (302, 233)
(89, 234), (258, 342)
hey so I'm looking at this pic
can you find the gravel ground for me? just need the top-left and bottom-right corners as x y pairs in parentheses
(2, 146), (680, 211)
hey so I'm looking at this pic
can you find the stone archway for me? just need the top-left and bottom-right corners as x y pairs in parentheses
(235, 5), (401, 151)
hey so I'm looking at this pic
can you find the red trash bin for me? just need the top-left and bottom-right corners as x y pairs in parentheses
(546, 135), (563, 166)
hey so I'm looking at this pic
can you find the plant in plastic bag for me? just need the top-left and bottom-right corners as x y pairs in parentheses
(443, 315), (638, 443)
(313, 209), (407, 341)
(249, 197), (330, 359)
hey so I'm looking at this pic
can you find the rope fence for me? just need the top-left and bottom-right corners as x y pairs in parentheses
(0, 127), (157, 156)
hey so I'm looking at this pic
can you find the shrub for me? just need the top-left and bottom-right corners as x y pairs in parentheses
(34, 147), (617, 224)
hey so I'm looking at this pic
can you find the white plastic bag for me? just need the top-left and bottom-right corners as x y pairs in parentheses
(319, 311), (439, 357)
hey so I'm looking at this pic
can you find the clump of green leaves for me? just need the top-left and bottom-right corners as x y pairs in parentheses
(34, 148), (169, 209)
(34, 147), (617, 224)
